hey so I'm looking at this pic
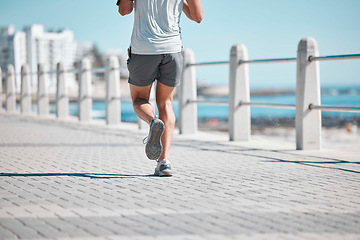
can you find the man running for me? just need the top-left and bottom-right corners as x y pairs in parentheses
(117, 0), (203, 176)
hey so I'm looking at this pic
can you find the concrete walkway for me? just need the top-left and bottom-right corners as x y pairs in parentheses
(0, 113), (359, 240)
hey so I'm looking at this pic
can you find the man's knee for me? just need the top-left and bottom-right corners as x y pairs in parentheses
(157, 100), (173, 111)
(133, 97), (150, 106)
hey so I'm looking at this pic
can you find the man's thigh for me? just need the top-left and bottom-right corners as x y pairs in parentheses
(127, 54), (163, 87)
(129, 83), (153, 103)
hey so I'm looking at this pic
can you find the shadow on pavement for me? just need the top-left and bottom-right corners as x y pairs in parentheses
(0, 143), (134, 148)
(260, 158), (360, 174)
(0, 172), (157, 179)
(175, 140), (360, 174)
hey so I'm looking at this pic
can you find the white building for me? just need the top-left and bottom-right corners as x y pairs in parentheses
(1, 24), (126, 94)
(1, 25), (78, 92)
(0, 25), (27, 91)
(24, 25), (77, 92)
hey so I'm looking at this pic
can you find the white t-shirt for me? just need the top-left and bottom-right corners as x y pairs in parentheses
(130, 0), (184, 54)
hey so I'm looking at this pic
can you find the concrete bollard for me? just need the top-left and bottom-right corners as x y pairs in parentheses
(0, 67), (3, 112)
(56, 62), (69, 119)
(229, 44), (250, 141)
(105, 56), (121, 125)
(20, 64), (32, 114)
(295, 37), (321, 150)
(6, 65), (16, 112)
(78, 58), (92, 122)
(37, 64), (49, 116)
(179, 48), (197, 134)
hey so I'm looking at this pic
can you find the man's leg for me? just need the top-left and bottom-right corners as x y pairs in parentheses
(130, 82), (165, 161)
(156, 81), (176, 161)
(129, 83), (155, 124)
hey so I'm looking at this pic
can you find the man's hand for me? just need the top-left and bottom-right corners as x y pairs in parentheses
(118, 0), (134, 16)
(182, 0), (203, 23)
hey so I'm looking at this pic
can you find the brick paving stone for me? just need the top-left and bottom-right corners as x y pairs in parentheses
(0, 224), (18, 239)
(66, 218), (114, 237)
(1, 114), (360, 239)
(18, 218), (69, 238)
(0, 218), (41, 239)
(97, 220), (138, 236)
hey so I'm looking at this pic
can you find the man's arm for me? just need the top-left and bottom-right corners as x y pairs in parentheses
(117, 0), (134, 16)
(182, 0), (203, 23)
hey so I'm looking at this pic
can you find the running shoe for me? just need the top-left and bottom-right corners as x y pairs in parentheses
(154, 159), (172, 177)
(144, 118), (165, 160)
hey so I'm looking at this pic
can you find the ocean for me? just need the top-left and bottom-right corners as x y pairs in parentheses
(49, 86), (360, 124)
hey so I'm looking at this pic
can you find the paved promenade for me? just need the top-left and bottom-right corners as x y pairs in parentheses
(0, 113), (360, 240)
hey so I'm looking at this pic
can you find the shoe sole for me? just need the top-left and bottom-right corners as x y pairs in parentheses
(159, 169), (172, 177)
(145, 119), (165, 160)
(154, 169), (172, 177)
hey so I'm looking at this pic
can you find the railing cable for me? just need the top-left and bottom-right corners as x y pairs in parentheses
(309, 104), (360, 113)
(239, 102), (296, 109)
(239, 58), (296, 64)
(187, 99), (227, 106)
(309, 54), (360, 62)
(187, 61), (229, 67)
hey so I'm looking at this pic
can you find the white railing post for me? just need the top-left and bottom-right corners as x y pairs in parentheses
(229, 44), (250, 141)
(179, 48), (197, 134)
(6, 65), (16, 112)
(296, 37), (321, 150)
(0, 67), (3, 112)
(105, 56), (121, 125)
(78, 58), (92, 122)
(56, 62), (69, 119)
(20, 64), (31, 114)
(37, 64), (49, 116)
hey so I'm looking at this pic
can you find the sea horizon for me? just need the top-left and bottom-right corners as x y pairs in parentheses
(24, 84), (357, 127)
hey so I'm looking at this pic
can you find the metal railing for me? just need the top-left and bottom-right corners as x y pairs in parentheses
(239, 57), (297, 64)
(2, 38), (360, 150)
(186, 57), (299, 67)
(185, 57), (298, 109)
(188, 99), (297, 109)
(187, 99), (227, 106)
(309, 104), (360, 113)
(179, 37), (360, 150)
(187, 61), (229, 67)
(0, 67), (124, 77)
(239, 101), (296, 109)
(309, 53), (360, 62)
(304, 53), (360, 114)
(185, 54), (360, 113)
(1, 56), (123, 125)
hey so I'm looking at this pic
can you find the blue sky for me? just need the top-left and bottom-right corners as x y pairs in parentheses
(1, 0), (359, 88)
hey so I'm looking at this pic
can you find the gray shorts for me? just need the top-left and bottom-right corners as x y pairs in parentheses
(127, 51), (183, 87)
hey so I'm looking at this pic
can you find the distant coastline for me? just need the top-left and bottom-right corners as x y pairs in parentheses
(2, 80), (359, 105)
(196, 116), (360, 132)
(196, 84), (360, 97)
